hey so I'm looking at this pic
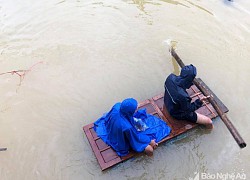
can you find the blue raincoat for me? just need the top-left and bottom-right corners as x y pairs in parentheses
(94, 98), (171, 156)
(164, 65), (203, 122)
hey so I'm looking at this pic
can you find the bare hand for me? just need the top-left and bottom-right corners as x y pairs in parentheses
(200, 95), (210, 101)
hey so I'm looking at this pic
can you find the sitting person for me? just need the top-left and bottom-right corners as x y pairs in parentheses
(94, 98), (171, 156)
(164, 64), (213, 129)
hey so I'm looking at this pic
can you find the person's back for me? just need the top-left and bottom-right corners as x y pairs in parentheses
(94, 98), (162, 156)
(164, 65), (213, 128)
(164, 73), (190, 117)
(105, 103), (132, 155)
(105, 102), (151, 156)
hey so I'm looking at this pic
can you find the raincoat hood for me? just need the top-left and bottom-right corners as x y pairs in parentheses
(120, 98), (138, 118)
(176, 64), (197, 89)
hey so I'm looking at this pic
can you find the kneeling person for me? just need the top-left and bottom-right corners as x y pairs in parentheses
(164, 65), (213, 129)
(94, 98), (171, 156)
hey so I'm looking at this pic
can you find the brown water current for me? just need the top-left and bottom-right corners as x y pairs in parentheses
(0, 0), (250, 179)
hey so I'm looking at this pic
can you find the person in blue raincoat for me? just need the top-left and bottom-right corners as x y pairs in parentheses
(164, 64), (213, 129)
(94, 98), (171, 156)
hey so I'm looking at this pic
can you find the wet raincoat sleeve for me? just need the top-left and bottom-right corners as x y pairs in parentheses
(179, 96), (203, 113)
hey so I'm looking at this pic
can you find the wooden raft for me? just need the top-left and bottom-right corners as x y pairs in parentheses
(83, 78), (228, 171)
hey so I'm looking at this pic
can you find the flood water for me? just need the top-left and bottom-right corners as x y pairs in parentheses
(0, 0), (250, 179)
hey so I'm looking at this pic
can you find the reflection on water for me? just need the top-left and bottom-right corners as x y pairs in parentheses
(130, 0), (148, 13)
(128, 0), (161, 14)
(129, 0), (213, 16)
(92, 1), (119, 10)
(55, 0), (66, 5)
(183, 0), (213, 15)
(160, 0), (189, 8)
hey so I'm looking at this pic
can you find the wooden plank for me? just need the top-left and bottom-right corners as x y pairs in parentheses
(83, 79), (228, 171)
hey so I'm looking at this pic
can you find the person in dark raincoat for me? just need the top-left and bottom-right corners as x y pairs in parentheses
(164, 64), (213, 129)
(94, 98), (171, 156)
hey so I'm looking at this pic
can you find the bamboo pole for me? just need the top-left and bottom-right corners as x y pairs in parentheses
(171, 48), (246, 148)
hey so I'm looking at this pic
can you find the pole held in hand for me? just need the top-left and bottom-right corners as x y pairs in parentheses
(170, 48), (246, 148)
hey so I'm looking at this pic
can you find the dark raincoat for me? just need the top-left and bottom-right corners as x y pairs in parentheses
(94, 98), (171, 156)
(164, 65), (203, 122)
